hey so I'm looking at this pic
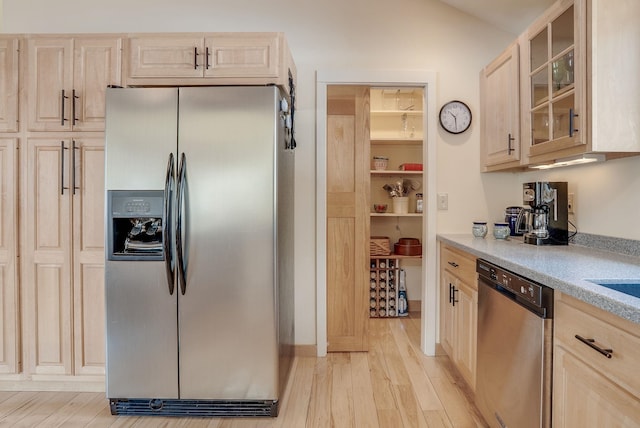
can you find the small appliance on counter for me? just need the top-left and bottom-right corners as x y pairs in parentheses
(516, 181), (568, 245)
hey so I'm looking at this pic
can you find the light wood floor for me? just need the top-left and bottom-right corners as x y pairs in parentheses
(0, 314), (487, 427)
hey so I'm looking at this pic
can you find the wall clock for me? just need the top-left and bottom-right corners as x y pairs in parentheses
(439, 100), (472, 134)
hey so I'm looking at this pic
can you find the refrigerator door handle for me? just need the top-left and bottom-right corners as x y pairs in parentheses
(163, 153), (176, 295)
(176, 152), (188, 295)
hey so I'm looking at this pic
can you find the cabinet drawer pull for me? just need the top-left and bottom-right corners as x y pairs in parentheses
(575, 334), (613, 359)
(447, 261), (459, 268)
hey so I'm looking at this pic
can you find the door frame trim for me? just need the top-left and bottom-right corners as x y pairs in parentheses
(316, 70), (438, 356)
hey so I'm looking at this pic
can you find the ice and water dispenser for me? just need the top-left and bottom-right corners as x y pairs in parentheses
(107, 191), (165, 261)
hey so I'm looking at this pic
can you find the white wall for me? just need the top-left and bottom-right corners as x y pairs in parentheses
(518, 157), (640, 239)
(15, 0), (631, 347)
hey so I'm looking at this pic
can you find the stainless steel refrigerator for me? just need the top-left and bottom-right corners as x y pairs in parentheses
(104, 86), (295, 417)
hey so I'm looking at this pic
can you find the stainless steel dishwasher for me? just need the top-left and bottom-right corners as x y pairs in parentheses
(475, 259), (554, 428)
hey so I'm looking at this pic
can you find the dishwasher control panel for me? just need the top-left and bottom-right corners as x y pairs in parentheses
(491, 270), (542, 307)
(477, 259), (553, 317)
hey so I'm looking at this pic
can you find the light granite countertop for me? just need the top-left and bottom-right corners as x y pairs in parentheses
(437, 234), (640, 325)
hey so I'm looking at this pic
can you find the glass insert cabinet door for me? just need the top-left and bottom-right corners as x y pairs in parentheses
(529, 5), (578, 146)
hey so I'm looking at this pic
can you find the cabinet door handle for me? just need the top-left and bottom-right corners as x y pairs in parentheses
(448, 261), (459, 268)
(72, 140), (80, 195)
(449, 283), (453, 304)
(61, 90), (69, 126)
(72, 89), (79, 126)
(575, 334), (613, 359)
(569, 109), (579, 137)
(452, 287), (458, 306)
(194, 47), (199, 69)
(60, 141), (69, 195)
(205, 46), (211, 69)
(507, 133), (515, 154)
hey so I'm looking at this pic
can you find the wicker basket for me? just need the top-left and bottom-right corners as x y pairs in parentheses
(370, 236), (391, 256)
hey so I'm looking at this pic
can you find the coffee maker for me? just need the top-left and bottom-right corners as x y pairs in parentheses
(516, 181), (568, 245)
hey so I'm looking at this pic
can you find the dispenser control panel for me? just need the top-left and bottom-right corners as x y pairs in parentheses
(110, 191), (163, 218)
(124, 201), (152, 214)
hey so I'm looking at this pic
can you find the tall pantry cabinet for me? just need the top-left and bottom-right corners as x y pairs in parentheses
(19, 35), (121, 383)
(0, 138), (19, 376)
(0, 37), (20, 376)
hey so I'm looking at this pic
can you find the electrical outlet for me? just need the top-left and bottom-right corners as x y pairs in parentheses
(568, 193), (575, 214)
(437, 193), (448, 210)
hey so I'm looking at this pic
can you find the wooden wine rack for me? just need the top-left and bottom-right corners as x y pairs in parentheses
(369, 258), (400, 317)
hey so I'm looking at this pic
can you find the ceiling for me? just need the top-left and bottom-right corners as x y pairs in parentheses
(439, 0), (556, 34)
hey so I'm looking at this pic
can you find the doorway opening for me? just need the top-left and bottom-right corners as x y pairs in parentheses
(316, 70), (437, 357)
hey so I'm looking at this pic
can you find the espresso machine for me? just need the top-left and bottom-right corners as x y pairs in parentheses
(517, 182), (568, 245)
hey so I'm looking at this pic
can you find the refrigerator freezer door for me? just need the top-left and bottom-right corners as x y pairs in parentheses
(177, 86), (280, 399)
(105, 88), (179, 191)
(105, 87), (180, 399)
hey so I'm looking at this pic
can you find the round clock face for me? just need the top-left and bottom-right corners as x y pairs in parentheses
(439, 101), (472, 134)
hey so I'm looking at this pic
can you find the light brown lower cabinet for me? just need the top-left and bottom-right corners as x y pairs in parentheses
(21, 136), (105, 383)
(553, 292), (640, 427)
(439, 243), (477, 391)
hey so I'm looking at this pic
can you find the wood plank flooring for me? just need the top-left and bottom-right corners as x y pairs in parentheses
(0, 314), (487, 427)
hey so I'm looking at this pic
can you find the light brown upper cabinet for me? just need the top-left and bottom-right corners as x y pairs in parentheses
(0, 37), (20, 133)
(525, 1), (583, 161)
(125, 33), (294, 87)
(523, 0), (640, 165)
(480, 40), (521, 171)
(326, 85), (370, 352)
(26, 36), (122, 132)
(480, 0), (640, 170)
